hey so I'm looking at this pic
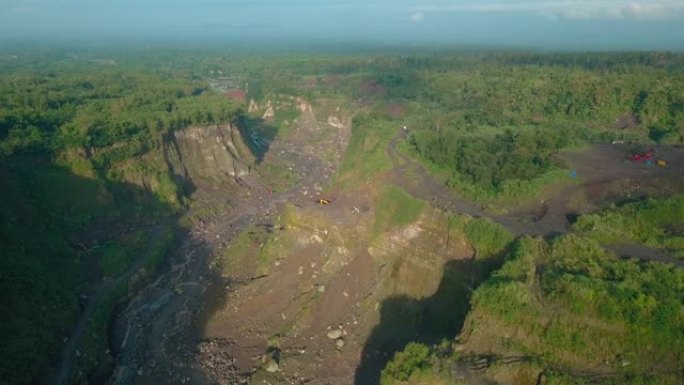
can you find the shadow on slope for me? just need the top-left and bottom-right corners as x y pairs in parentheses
(0, 153), (180, 385)
(238, 116), (279, 163)
(355, 256), (502, 385)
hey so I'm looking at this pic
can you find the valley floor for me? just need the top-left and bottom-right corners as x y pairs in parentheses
(103, 101), (684, 385)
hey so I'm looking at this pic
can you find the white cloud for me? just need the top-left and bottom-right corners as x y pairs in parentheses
(410, 11), (425, 22)
(413, 1), (684, 21)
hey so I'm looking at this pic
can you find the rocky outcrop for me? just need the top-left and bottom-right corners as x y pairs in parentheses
(164, 123), (255, 191)
(261, 101), (275, 120)
(247, 95), (314, 119)
(327, 115), (345, 129)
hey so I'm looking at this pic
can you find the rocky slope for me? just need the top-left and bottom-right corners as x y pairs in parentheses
(164, 124), (255, 192)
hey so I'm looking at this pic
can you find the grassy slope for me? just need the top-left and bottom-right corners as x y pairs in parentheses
(335, 115), (396, 188)
(373, 186), (426, 238)
(574, 196), (684, 258)
(460, 234), (684, 384)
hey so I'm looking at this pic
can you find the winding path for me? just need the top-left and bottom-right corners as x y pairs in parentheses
(388, 130), (567, 236)
(387, 130), (684, 266)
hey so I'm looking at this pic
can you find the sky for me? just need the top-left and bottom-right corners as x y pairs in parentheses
(1, 0), (684, 50)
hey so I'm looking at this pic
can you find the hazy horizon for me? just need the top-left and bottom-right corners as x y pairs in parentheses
(2, 0), (684, 51)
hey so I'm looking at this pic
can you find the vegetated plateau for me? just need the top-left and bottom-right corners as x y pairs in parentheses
(1, 47), (683, 385)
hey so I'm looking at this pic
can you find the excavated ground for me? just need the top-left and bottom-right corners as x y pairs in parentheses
(105, 99), (361, 385)
(104, 100), (684, 385)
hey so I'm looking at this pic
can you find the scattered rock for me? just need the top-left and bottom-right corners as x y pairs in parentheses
(265, 358), (279, 373)
(326, 329), (343, 340)
(335, 338), (345, 350)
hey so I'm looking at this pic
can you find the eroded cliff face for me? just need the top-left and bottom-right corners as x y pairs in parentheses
(246, 95), (352, 167)
(164, 123), (256, 192)
(248, 95), (336, 123)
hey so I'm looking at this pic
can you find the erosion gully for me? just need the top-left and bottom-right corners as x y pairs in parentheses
(55, 126), (682, 385)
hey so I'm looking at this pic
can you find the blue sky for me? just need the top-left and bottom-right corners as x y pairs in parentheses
(1, 0), (684, 50)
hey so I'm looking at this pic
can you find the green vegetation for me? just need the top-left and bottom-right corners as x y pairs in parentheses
(449, 215), (513, 259)
(256, 163), (299, 193)
(410, 127), (576, 200)
(380, 343), (432, 384)
(336, 114), (396, 187)
(217, 228), (256, 275)
(373, 186), (426, 237)
(68, 282), (127, 385)
(574, 196), (684, 258)
(334, 54), (683, 202)
(0, 68), (242, 159)
(218, 217), (294, 278)
(273, 105), (300, 127)
(461, 234), (684, 383)
(341, 52), (684, 385)
(98, 241), (132, 277)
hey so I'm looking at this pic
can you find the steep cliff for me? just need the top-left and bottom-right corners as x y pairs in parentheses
(164, 123), (255, 192)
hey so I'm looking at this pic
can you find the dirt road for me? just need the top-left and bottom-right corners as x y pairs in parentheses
(388, 130), (684, 261)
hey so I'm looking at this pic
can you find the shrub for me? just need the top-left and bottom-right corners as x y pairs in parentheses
(380, 343), (431, 384)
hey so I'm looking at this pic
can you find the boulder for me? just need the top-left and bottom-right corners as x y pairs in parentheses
(326, 329), (343, 340)
(265, 358), (279, 373)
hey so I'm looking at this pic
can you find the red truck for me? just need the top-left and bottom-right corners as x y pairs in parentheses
(630, 149), (654, 162)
